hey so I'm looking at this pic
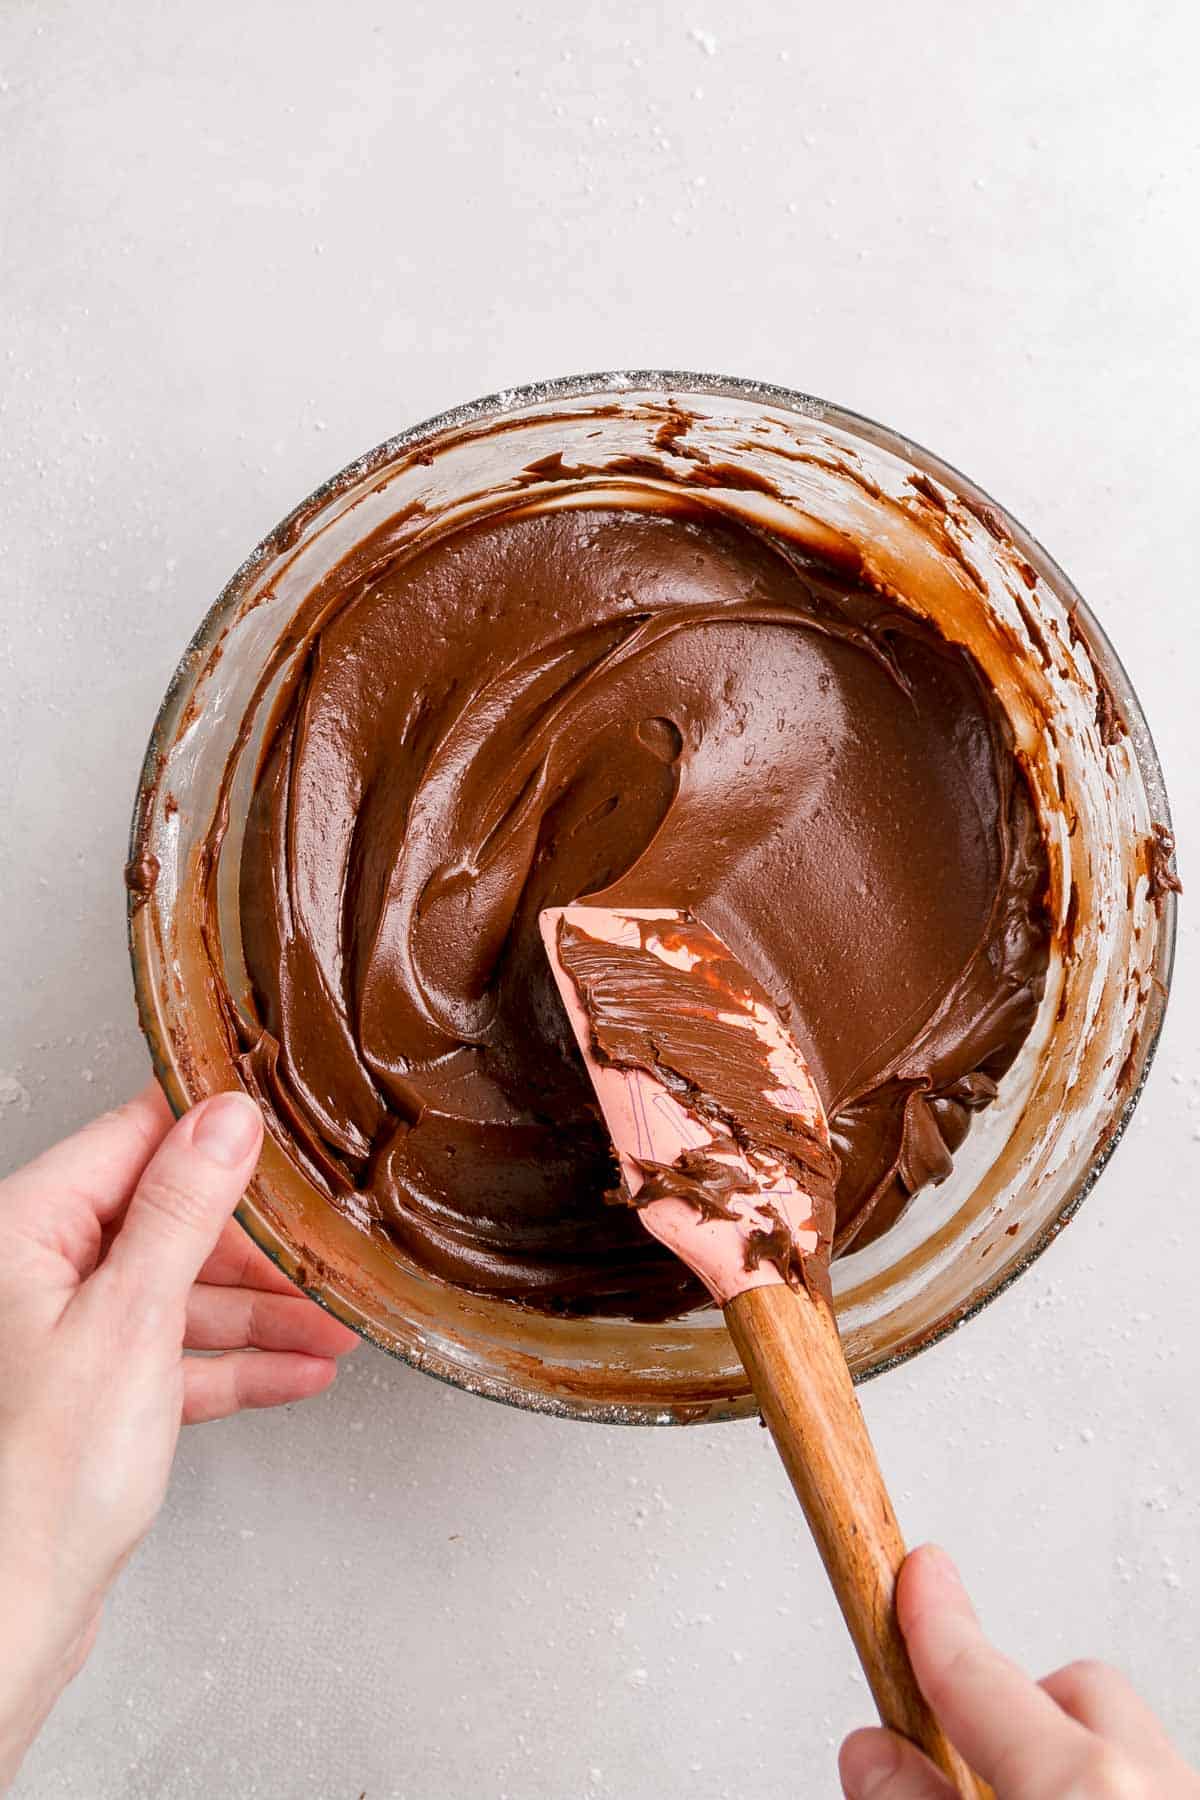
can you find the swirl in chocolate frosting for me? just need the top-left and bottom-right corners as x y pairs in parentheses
(231, 493), (1050, 1318)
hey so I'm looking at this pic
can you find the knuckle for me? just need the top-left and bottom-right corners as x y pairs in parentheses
(924, 1638), (993, 1709)
(991, 1739), (1046, 1795)
(247, 1293), (269, 1346)
(118, 1098), (165, 1157)
(93, 1265), (180, 1341)
(1068, 1748), (1149, 1799)
(136, 1168), (211, 1234)
(1059, 1657), (1118, 1693)
(76, 1108), (127, 1155)
(92, 1099), (160, 1158)
(1047, 1658), (1111, 1716)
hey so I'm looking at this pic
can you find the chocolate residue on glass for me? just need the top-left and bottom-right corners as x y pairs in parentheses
(554, 909), (838, 1299)
(229, 495), (1051, 1319)
(1146, 823), (1183, 905)
(124, 850), (160, 910)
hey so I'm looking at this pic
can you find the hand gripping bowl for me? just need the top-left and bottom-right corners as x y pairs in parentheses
(127, 372), (1178, 1424)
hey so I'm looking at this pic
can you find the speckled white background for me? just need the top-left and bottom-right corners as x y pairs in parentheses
(2, 2), (1197, 1795)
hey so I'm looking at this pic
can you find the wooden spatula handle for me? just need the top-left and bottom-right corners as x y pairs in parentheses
(725, 1283), (989, 1798)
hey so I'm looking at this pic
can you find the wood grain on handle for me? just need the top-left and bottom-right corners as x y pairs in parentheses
(725, 1283), (990, 1800)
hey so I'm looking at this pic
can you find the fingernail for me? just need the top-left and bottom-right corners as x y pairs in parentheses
(841, 1731), (900, 1797)
(913, 1548), (971, 1605)
(192, 1093), (262, 1168)
(919, 1544), (963, 1590)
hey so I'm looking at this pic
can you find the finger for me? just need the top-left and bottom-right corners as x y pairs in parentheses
(184, 1284), (360, 1357)
(898, 1546), (1092, 1796)
(195, 1215), (312, 1296)
(839, 1727), (957, 1799)
(105, 1092), (263, 1302)
(183, 1350), (338, 1424)
(2, 1082), (171, 1227)
(1041, 1659), (1179, 1761)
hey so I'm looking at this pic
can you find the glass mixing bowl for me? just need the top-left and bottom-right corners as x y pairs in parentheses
(128, 372), (1177, 1423)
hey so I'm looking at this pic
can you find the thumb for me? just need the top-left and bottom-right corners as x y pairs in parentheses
(105, 1092), (263, 1302)
(897, 1546), (1089, 1796)
(839, 1728), (957, 1798)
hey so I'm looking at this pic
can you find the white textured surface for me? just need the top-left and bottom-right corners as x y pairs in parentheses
(2, 1), (1197, 1793)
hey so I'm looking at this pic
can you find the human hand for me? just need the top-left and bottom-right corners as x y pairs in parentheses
(840, 1545), (1200, 1797)
(0, 1082), (358, 1788)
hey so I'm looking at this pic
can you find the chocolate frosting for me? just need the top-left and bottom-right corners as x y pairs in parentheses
(232, 495), (1050, 1318)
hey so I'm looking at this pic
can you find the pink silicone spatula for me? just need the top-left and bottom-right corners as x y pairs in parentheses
(541, 903), (986, 1798)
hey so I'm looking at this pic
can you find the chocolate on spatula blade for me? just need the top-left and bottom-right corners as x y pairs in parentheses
(539, 904), (837, 1306)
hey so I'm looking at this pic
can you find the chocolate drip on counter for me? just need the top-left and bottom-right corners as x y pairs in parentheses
(232, 498), (1051, 1318)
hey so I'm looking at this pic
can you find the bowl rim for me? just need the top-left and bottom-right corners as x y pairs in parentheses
(128, 368), (1179, 1420)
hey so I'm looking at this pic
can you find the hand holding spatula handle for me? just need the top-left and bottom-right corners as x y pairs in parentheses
(541, 904), (988, 1798)
(726, 1283), (987, 1795)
